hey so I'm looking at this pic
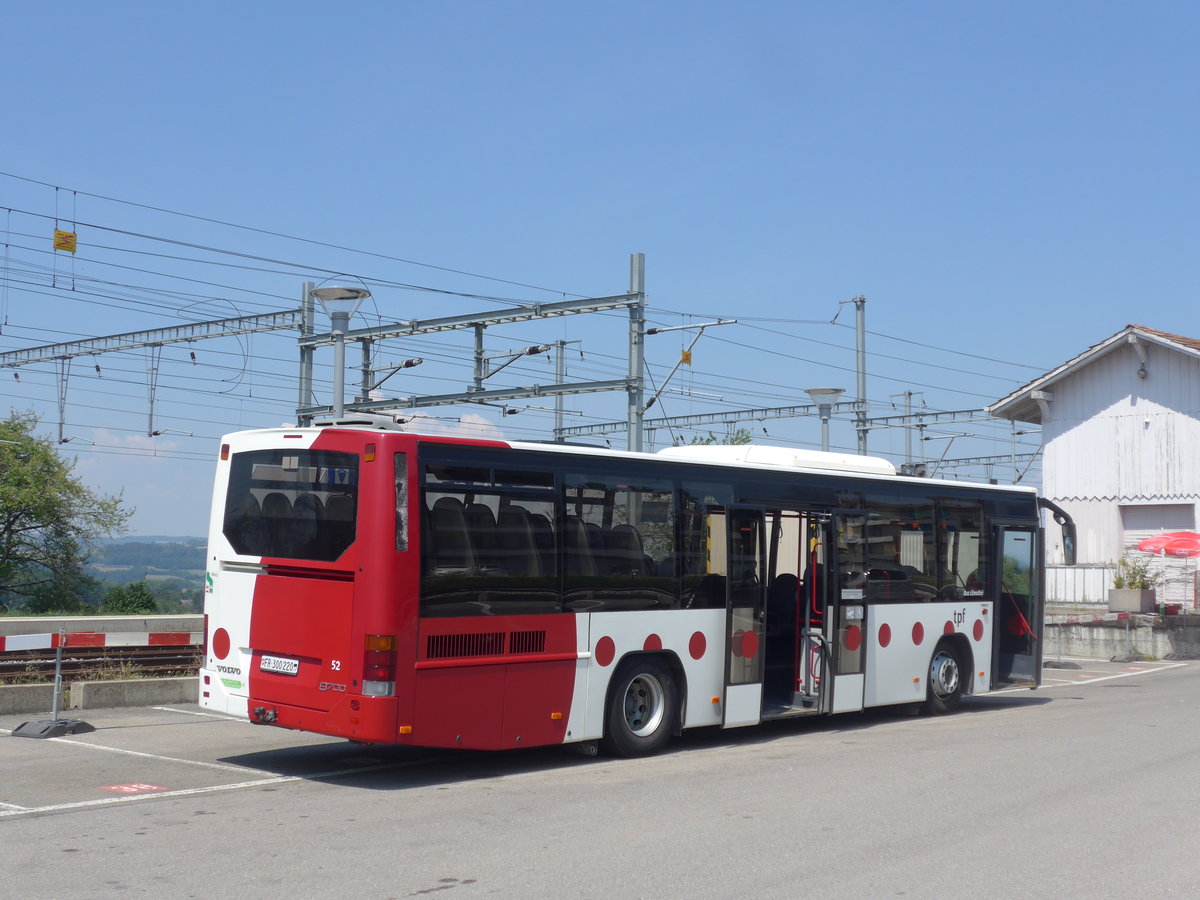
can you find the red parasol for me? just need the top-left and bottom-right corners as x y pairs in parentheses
(1137, 531), (1200, 558)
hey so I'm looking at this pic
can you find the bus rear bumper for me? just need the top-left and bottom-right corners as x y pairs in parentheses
(245, 694), (401, 745)
(198, 668), (249, 719)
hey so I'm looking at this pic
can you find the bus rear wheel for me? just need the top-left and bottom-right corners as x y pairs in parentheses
(601, 657), (678, 758)
(923, 642), (964, 715)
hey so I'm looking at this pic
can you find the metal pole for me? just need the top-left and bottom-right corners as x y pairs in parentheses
(55, 358), (70, 444)
(854, 296), (868, 454)
(359, 338), (373, 403)
(904, 391), (913, 466)
(51, 629), (65, 722)
(555, 340), (566, 441)
(297, 282), (315, 425)
(330, 311), (349, 420)
(146, 344), (162, 436)
(473, 324), (486, 392)
(627, 253), (646, 453)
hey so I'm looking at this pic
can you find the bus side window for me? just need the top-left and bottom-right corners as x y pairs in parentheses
(563, 478), (676, 612)
(421, 489), (558, 617)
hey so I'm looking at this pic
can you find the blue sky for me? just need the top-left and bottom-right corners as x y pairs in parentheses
(2, 1), (1197, 536)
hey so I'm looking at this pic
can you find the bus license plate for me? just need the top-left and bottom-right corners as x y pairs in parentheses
(260, 655), (299, 676)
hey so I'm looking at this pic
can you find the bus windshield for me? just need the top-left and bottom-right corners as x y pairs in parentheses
(222, 448), (358, 561)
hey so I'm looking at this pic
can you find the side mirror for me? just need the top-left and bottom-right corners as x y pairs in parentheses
(1037, 497), (1077, 566)
(1060, 522), (1077, 566)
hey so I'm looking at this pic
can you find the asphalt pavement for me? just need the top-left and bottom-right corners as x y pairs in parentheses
(4, 657), (1195, 900)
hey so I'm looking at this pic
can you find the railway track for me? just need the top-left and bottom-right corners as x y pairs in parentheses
(0, 645), (201, 683)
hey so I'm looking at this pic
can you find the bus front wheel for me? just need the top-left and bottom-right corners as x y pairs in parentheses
(923, 642), (964, 714)
(601, 657), (678, 758)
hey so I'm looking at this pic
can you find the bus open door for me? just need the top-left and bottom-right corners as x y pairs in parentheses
(993, 525), (1042, 687)
(722, 507), (765, 728)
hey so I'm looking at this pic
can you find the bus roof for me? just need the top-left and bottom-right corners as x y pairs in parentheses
(224, 419), (1038, 497)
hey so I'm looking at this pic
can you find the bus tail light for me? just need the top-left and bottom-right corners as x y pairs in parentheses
(362, 635), (396, 697)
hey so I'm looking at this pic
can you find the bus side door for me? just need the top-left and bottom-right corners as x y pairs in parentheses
(828, 513), (867, 714)
(723, 507), (766, 728)
(993, 526), (1042, 685)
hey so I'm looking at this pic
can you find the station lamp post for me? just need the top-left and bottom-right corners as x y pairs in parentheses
(805, 387), (845, 452)
(311, 286), (371, 420)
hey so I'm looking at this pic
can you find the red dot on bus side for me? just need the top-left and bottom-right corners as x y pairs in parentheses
(595, 636), (616, 667)
(644, 634), (662, 651)
(741, 630), (760, 659)
(689, 631), (706, 660)
(944, 621), (955, 635)
(878, 623), (892, 648)
(845, 624), (862, 652)
(212, 628), (230, 660)
(912, 622), (925, 646)
(973, 619), (985, 642)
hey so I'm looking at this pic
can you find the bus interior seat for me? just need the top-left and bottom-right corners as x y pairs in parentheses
(564, 516), (597, 577)
(287, 493), (323, 555)
(465, 503), (499, 571)
(324, 493), (354, 521)
(496, 506), (541, 576)
(261, 492), (293, 556)
(583, 522), (606, 570)
(527, 513), (555, 574)
(686, 573), (726, 608)
(429, 496), (476, 572)
(262, 492), (292, 518)
(605, 524), (645, 575)
(226, 494), (265, 554)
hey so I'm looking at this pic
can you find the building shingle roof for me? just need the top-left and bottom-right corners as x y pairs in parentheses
(987, 324), (1200, 423)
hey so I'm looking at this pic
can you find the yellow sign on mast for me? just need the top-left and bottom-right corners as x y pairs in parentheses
(53, 229), (77, 253)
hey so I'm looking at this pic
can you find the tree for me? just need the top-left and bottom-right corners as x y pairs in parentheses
(0, 411), (132, 611)
(19, 537), (104, 614)
(680, 427), (754, 446)
(101, 581), (158, 615)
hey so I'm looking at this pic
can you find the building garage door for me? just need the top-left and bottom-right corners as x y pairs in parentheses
(1120, 503), (1196, 546)
(1120, 503), (1197, 606)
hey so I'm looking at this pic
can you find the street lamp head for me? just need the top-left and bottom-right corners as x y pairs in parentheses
(804, 387), (846, 405)
(311, 286), (371, 420)
(310, 285), (371, 319)
(805, 387), (845, 453)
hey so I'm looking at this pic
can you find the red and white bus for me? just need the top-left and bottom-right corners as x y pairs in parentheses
(200, 418), (1074, 756)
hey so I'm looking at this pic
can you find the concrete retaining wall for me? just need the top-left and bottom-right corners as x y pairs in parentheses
(1045, 616), (1200, 660)
(67, 677), (198, 709)
(0, 683), (58, 716)
(0, 678), (198, 716)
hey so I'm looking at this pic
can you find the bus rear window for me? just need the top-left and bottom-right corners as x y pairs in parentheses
(223, 449), (358, 561)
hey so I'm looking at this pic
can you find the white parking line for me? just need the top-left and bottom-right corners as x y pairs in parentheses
(0, 756), (450, 819)
(992, 661), (1186, 694)
(0, 775), (297, 818)
(34, 737), (264, 773)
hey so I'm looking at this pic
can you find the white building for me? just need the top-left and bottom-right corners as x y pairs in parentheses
(988, 324), (1200, 606)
